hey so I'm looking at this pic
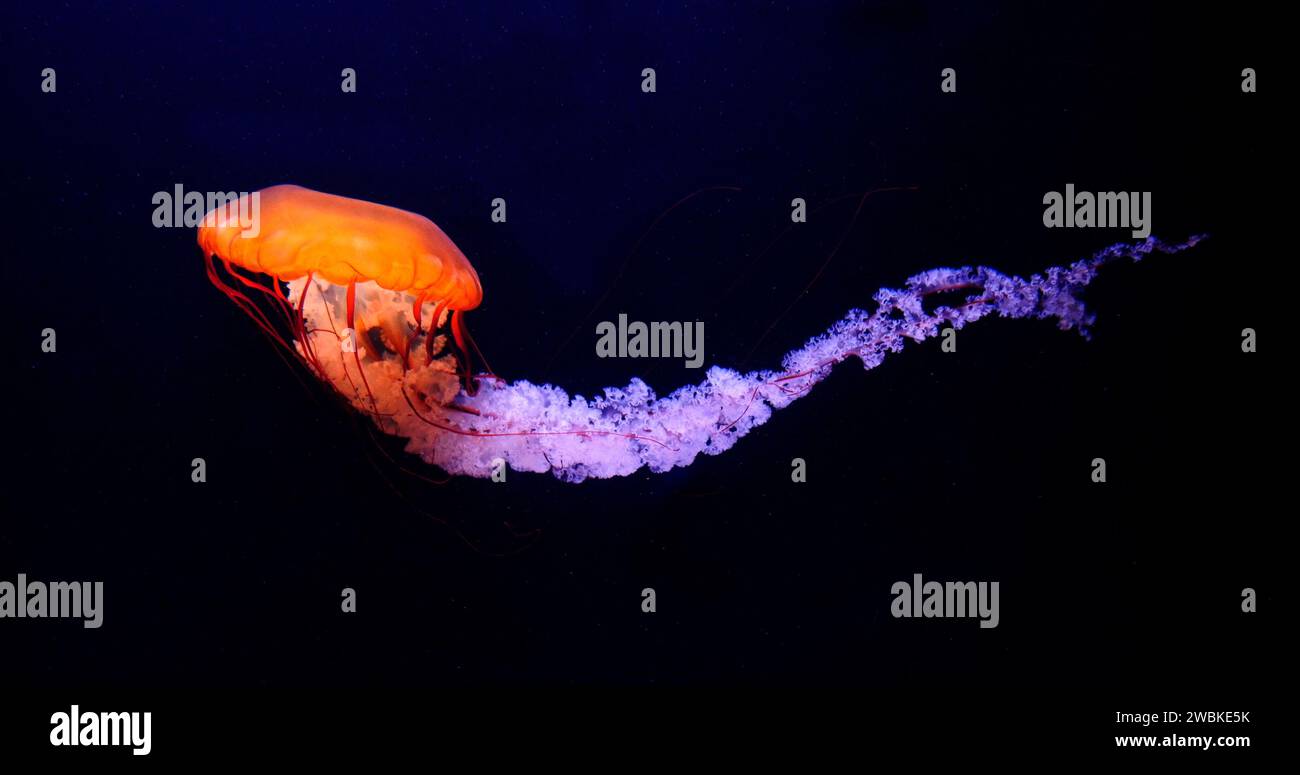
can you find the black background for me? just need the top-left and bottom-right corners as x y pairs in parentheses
(1, 0), (1279, 716)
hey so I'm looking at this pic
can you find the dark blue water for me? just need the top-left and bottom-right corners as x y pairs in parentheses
(3, 2), (1277, 688)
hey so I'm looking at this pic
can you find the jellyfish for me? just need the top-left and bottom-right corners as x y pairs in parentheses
(199, 185), (1203, 483)
(199, 184), (488, 398)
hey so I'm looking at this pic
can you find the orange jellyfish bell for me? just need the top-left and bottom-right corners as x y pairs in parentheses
(198, 184), (482, 309)
(199, 184), (490, 406)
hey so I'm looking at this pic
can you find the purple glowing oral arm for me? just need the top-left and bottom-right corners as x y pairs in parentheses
(283, 236), (1203, 482)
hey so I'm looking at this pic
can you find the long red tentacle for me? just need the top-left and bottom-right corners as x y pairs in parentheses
(455, 312), (495, 380)
(401, 290), (431, 370)
(345, 279), (383, 420)
(450, 311), (479, 396)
